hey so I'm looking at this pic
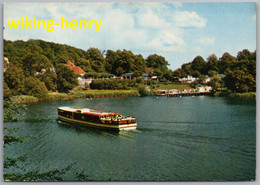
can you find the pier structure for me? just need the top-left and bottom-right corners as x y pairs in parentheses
(155, 86), (213, 97)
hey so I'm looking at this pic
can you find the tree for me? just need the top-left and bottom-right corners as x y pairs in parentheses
(86, 48), (105, 72)
(24, 77), (48, 99)
(191, 70), (201, 78)
(115, 67), (125, 76)
(208, 70), (218, 77)
(132, 54), (146, 77)
(206, 54), (219, 73)
(4, 63), (25, 95)
(146, 54), (169, 75)
(218, 52), (237, 74)
(181, 63), (192, 75)
(105, 49), (136, 76)
(209, 76), (222, 91)
(37, 69), (57, 91)
(3, 81), (26, 122)
(222, 49), (256, 93)
(224, 69), (255, 92)
(191, 56), (207, 74)
(56, 64), (78, 92)
(172, 68), (186, 78)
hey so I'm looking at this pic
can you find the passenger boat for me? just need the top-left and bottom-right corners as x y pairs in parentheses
(57, 106), (137, 131)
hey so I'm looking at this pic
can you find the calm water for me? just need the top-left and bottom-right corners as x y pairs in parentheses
(4, 96), (256, 181)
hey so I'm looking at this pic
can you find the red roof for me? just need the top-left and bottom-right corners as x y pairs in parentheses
(145, 68), (154, 74)
(82, 112), (118, 117)
(66, 60), (86, 75)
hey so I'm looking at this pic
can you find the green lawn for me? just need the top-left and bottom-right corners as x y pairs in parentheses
(152, 83), (192, 90)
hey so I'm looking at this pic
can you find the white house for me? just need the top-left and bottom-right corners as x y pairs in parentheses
(179, 76), (197, 83)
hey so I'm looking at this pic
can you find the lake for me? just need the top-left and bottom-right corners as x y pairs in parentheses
(4, 96), (256, 181)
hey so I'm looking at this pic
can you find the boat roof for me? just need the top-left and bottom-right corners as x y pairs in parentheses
(58, 106), (119, 116)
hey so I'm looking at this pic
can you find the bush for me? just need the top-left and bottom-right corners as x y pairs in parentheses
(90, 79), (143, 90)
(24, 77), (48, 99)
(138, 85), (153, 96)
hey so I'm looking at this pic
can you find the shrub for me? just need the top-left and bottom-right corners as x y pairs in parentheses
(24, 77), (48, 99)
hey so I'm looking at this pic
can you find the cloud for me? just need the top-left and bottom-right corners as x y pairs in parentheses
(175, 11), (206, 28)
(4, 2), (212, 68)
(137, 10), (169, 29)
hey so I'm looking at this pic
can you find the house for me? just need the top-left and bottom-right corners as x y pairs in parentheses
(142, 73), (149, 81)
(145, 68), (154, 74)
(78, 77), (92, 88)
(122, 73), (134, 79)
(197, 86), (212, 93)
(66, 60), (86, 77)
(179, 75), (197, 83)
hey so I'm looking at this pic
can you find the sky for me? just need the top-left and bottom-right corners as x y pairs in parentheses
(3, 2), (256, 70)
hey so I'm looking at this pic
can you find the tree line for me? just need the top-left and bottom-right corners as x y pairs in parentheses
(4, 39), (171, 97)
(173, 49), (256, 93)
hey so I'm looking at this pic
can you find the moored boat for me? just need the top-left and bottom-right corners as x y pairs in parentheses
(57, 106), (137, 131)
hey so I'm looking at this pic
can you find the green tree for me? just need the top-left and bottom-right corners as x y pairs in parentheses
(115, 67), (125, 76)
(206, 54), (219, 73)
(181, 63), (192, 75)
(105, 49), (136, 76)
(223, 49), (256, 92)
(191, 70), (201, 78)
(86, 48), (105, 72)
(56, 64), (78, 92)
(218, 52), (237, 74)
(208, 70), (218, 77)
(37, 69), (57, 91)
(24, 77), (48, 99)
(132, 54), (146, 77)
(4, 63), (25, 95)
(3, 81), (25, 122)
(146, 54), (169, 75)
(209, 76), (222, 91)
(172, 68), (186, 78)
(224, 69), (255, 92)
(191, 56), (207, 74)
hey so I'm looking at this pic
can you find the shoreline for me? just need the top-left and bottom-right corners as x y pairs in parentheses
(17, 90), (140, 103)
(213, 92), (256, 98)
(16, 90), (256, 103)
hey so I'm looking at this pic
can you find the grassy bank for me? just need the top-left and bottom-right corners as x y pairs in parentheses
(17, 90), (140, 103)
(152, 83), (192, 90)
(214, 91), (256, 98)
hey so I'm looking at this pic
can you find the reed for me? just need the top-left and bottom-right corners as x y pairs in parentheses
(214, 92), (256, 98)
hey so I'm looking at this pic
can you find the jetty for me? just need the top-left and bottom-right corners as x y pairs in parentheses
(155, 86), (213, 97)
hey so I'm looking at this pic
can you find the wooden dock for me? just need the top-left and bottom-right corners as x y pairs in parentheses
(155, 87), (212, 97)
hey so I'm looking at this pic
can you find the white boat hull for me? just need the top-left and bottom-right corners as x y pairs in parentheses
(58, 115), (137, 131)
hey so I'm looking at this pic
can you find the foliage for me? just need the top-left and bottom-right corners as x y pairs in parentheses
(4, 63), (25, 95)
(85, 47), (105, 72)
(172, 68), (186, 78)
(191, 56), (207, 74)
(84, 72), (111, 78)
(146, 54), (169, 77)
(223, 49), (256, 93)
(56, 64), (78, 92)
(90, 79), (143, 90)
(3, 39), (256, 95)
(209, 75), (222, 91)
(24, 77), (48, 99)
(138, 85), (152, 97)
(4, 82), (26, 122)
(178, 49), (256, 93)
(105, 49), (145, 76)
